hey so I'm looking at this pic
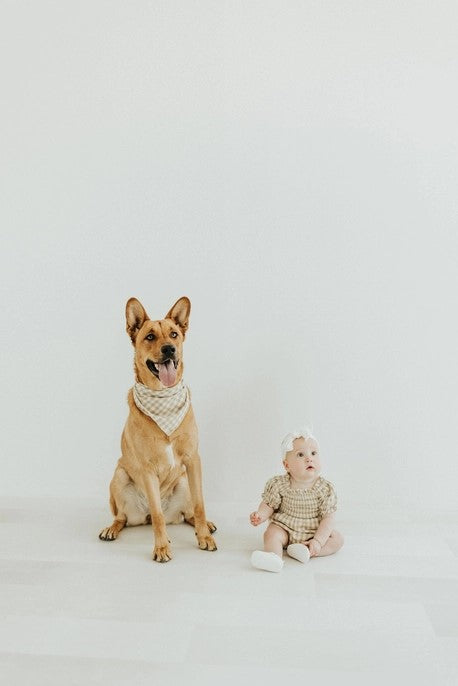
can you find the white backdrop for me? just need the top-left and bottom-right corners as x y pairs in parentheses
(1, 1), (457, 512)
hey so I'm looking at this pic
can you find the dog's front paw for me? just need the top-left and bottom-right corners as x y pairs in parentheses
(196, 532), (217, 551)
(206, 520), (217, 533)
(152, 543), (172, 563)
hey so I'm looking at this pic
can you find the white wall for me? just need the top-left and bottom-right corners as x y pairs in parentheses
(1, 1), (457, 511)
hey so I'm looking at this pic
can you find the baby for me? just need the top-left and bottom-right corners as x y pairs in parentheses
(249, 429), (343, 572)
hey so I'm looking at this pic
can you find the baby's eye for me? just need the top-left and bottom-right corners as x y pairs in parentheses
(312, 451), (317, 456)
(297, 452), (304, 458)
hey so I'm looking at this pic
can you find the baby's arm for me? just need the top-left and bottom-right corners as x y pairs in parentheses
(308, 514), (335, 556)
(250, 501), (274, 526)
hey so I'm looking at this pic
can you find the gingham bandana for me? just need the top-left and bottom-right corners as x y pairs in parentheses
(133, 380), (190, 436)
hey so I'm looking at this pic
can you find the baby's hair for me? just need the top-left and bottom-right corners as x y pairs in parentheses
(281, 428), (318, 459)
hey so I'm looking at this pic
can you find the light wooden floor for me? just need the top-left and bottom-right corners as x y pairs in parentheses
(1, 497), (457, 685)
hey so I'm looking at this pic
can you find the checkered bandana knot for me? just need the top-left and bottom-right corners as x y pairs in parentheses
(133, 380), (190, 436)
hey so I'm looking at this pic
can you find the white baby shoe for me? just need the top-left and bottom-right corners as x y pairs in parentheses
(286, 543), (311, 564)
(251, 550), (284, 573)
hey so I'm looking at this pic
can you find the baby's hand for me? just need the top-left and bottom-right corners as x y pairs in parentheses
(250, 511), (263, 526)
(306, 538), (322, 557)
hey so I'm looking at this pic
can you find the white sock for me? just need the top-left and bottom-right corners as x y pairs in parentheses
(251, 550), (284, 573)
(286, 543), (310, 564)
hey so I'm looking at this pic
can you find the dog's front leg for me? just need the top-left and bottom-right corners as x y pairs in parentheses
(143, 472), (172, 562)
(186, 455), (217, 551)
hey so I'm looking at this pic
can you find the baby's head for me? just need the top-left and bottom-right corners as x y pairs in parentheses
(281, 429), (321, 478)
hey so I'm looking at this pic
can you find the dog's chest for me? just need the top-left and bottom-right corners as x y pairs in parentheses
(164, 444), (176, 468)
(152, 443), (182, 476)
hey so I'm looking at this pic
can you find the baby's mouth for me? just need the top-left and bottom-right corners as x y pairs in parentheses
(306, 465), (315, 470)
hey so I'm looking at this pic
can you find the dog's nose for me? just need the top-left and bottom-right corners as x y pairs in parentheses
(161, 345), (176, 357)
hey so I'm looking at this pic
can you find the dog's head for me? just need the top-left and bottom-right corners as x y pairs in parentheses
(125, 297), (190, 389)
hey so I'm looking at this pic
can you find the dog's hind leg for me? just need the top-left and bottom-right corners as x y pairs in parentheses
(184, 516), (217, 534)
(99, 518), (126, 541)
(99, 464), (129, 541)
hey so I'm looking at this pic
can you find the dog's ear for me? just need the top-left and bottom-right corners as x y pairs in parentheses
(165, 297), (191, 338)
(125, 298), (148, 344)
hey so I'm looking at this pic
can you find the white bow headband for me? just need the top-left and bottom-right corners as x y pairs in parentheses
(280, 428), (318, 459)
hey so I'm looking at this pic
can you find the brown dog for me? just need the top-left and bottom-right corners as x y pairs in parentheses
(99, 296), (217, 562)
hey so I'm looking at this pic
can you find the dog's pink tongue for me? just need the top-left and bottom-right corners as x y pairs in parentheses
(158, 360), (177, 387)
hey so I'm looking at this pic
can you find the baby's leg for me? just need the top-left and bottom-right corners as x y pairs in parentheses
(263, 523), (289, 557)
(251, 523), (289, 573)
(315, 530), (344, 557)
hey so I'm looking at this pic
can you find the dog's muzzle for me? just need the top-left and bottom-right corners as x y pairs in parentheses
(146, 358), (179, 387)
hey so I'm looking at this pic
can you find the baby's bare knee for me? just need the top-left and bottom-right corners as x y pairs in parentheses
(264, 524), (287, 545)
(332, 530), (344, 550)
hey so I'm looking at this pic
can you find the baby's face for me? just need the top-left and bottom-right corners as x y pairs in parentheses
(283, 437), (321, 480)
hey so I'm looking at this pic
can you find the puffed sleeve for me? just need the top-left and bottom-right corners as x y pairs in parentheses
(262, 477), (282, 510)
(318, 480), (337, 517)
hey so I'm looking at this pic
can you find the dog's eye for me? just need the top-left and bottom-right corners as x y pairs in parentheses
(170, 332), (178, 339)
(145, 333), (156, 341)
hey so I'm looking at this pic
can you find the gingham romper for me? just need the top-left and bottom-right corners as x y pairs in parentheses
(262, 474), (337, 544)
